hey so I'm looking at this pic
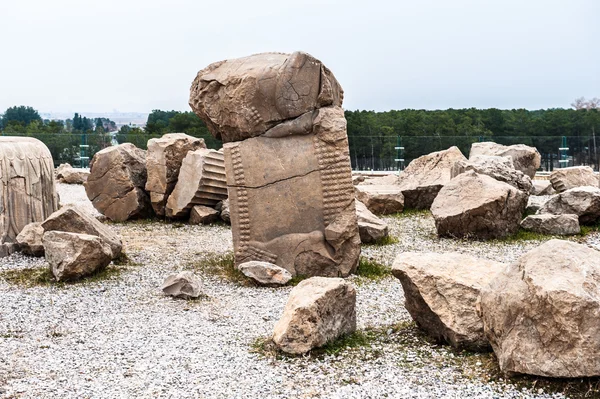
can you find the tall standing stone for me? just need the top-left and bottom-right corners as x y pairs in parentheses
(189, 52), (360, 277)
(0, 137), (59, 256)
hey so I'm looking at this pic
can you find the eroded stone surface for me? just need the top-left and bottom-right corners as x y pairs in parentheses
(354, 185), (404, 215)
(355, 199), (388, 244)
(531, 180), (554, 196)
(451, 155), (532, 193)
(520, 214), (580, 235)
(161, 271), (202, 299)
(237, 261), (292, 286)
(84, 143), (152, 221)
(480, 240), (600, 377)
(550, 166), (598, 193)
(16, 222), (45, 257)
(469, 142), (541, 179)
(56, 163), (89, 184)
(189, 205), (219, 225)
(538, 186), (600, 225)
(145, 133), (206, 216)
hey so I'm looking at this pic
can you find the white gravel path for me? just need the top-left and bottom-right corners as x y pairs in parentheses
(2, 183), (596, 398)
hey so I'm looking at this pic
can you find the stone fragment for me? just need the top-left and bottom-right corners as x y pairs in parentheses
(480, 240), (600, 377)
(520, 214), (580, 235)
(41, 206), (122, 259)
(354, 185), (404, 215)
(351, 175), (365, 185)
(165, 149), (227, 218)
(469, 142), (541, 179)
(525, 195), (553, 214)
(217, 199), (230, 223)
(451, 155), (532, 192)
(539, 186), (600, 225)
(392, 252), (505, 351)
(43, 231), (112, 281)
(355, 199), (388, 244)
(431, 171), (528, 239)
(359, 174), (400, 186)
(0, 137), (59, 256)
(531, 180), (554, 196)
(272, 277), (356, 354)
(161, 271), (203, 299)
(56, 163), (89, 184)
(16, 222), (44, 256)
(189, 205), (219, 225)
(190, 52), (360, 278)
(84, 143), (152, 221)
(397, 146), (467, 209)
(237, 261), (292, 286)
(145, 133), (206, 216)
(550, 166), (598, 193)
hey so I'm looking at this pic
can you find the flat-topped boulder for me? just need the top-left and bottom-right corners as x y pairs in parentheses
(84, 143), (152, 221)
(355, 199), (389, 244)
(56, 163), (89, 184)
(451, 155), (532, 193)
(189, 205), (219, 225)
(469, 142), (541, 178)
(392, 252), (505, 351)
(480, 240), (600, 377)
(550, 166), (598, 193)
(431, 170), (528, 239)
(538, 186), (600, 225)
(520, 214), (580, 235)
(354, 185), (404, 215)
(397, 146), (467, 210)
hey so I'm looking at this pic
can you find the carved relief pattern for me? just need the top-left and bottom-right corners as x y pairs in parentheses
(229, 144), (251, 260)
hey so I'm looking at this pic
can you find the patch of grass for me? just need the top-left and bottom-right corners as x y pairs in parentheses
(187, 252), (253, 286)
(393, 208), (432, 218)
(580, 223), (600, 237)
(112, 251), (139, 266)
(355, 256), (391, 280)
(491, 228), (554, 243)
(287, 275), (308, 286)
(364, 235), (399, 246)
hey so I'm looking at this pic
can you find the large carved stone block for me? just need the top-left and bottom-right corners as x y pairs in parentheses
(0, 137), (59, 256)
(190, 52), (360, 277)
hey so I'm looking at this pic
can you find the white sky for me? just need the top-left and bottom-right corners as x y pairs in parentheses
(0, 0), (598, 113)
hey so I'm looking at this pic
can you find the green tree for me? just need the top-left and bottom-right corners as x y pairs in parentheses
(1, 106), (42, 129)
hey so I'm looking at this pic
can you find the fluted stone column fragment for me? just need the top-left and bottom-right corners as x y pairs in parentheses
(189, 52), (360, 277)
(0, 137), (59, 256)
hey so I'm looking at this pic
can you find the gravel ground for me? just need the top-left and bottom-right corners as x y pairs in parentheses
(1, 183), (598, 398)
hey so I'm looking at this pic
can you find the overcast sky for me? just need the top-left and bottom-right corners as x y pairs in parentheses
(1, 0), (598, 113)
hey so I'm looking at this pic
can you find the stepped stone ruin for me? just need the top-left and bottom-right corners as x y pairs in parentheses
(189, 51), (361, 277)
(0, 137), (59, 256)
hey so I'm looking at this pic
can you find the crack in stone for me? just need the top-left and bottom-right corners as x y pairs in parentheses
(228, 169), (320, 190)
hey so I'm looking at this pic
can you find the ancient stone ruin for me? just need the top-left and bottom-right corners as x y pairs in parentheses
(0, 137), (59, 256)
(189, 51), (361, 277)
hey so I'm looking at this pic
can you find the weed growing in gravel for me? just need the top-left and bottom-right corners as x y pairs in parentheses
(287, 275), (308, 286)
(491, 229), (554, 243)
(355, 256), (391, 280)
(187, 252), (253, 286)
(393, 209), (431, 218)
(364, 235), (399, 246)
(579, 222), (600, 236)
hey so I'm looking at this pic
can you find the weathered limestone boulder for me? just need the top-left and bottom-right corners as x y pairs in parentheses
(359, 174), (399, 186)
(531, 180), (554, 196)
(520, 214), (580, 235)
(550, 166), (598, 193)
(145, 133), (206, 216)
(237, 261), (292, 286)
(392, 252), (504, 351)
(189, 205), (219, 225)
(16, 222), (44, 256)
(451, 155), (532, 193)
(397, 146), (467, 209)
(355, 199), (388, 244)
(190, 52), (360, 278)
(84, 143), (152, 221)
(479, 240), (600, 377)
(41, 206), (122, 259)
(43, 231), (113, 281)
(431, 171), (528, 239)
(165, 149), (227, 218)
(161, 271), (202, 299)
(0, 137), (59, 256)
(217, 199), (230, 223)
(469, 142), (541, 178)
(56, 163), (89, 184)
(273, 277), (356, 354)
(539, 186), (600, 225)
(354, 185), (404, 215)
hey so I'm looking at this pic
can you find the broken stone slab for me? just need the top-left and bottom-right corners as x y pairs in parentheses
(431, 170), (528, 239)
(272, 277), (356, 354)
(538, 186), (600, 225)
(190, 52), (360, 278)
(189, 205), (220, 225)
(479, 240), (600, 377)
(520, 214), (580, 235)
(41, 205), (122, 259)
(43, 231), (113, 281)
(451, 155), (532, 193)
(84, 143), (153, 221)
(354, 185), (404, 215)
(237, 261), (292, 286)
(531, 180), (555, 196)
(550, 166), (599, 193)
(161, 271), (203, 299)
(0, 137), (59, 254)
(145, 133), (207, 216)
(56, 163), (89, 184)
(355, 199), (389, 244)
(165, 149), (227, 218)
(469, 142), (541, 179)
(392, 252), (505, 351)
(397, 146), (467, 210)
(16, 222), (45, 257)
(525, 195), (553, 214)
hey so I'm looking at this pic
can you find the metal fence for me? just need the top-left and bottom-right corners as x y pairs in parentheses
(2, 132), (598, 172)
